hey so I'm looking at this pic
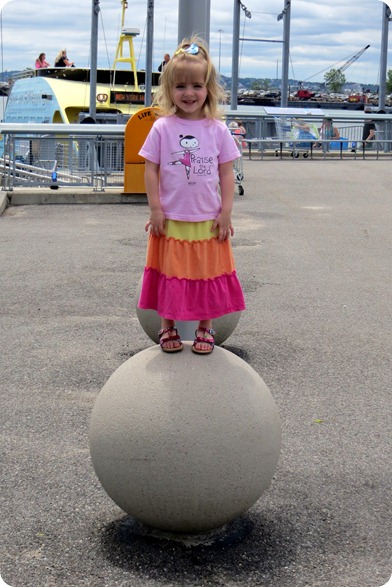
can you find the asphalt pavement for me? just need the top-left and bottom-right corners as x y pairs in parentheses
(0, 159), (391, 587)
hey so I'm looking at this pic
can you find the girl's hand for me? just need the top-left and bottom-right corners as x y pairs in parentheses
(216, 161), (235, 242)
(212, 211), (234, 242)
(145, 208), (166, 235)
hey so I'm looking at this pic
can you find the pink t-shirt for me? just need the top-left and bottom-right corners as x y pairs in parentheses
(35, 59), (49, 69)
(139, 115), (240, 221)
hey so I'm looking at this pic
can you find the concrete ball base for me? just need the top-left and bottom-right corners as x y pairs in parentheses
(135, 277), (241, 344)
(89, 344), (281, 533)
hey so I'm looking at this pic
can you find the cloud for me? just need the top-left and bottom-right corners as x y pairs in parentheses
(0, 0), (389, 85)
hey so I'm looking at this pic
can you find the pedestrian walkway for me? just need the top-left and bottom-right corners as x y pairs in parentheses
(0, 160), (391, 587)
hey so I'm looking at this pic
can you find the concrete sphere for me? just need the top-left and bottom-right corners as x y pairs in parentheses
(89, 344), (281, 533)
(135, 277), (241, 344)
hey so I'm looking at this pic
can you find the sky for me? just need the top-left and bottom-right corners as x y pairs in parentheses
(0, 0), (390, 87)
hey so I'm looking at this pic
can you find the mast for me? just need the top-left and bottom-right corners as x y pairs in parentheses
(113, 0), (140, 91)
(89, 0), (100, 120)
(145, 0), (154, 106)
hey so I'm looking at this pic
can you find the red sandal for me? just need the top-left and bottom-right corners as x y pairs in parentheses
(158, 327), (184, 353)
(192, 327), (215, 355)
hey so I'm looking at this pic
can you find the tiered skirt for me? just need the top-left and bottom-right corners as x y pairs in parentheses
(138, 220), (246, 321)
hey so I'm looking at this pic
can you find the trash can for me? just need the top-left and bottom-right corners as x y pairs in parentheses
(123, 107), (157, 194)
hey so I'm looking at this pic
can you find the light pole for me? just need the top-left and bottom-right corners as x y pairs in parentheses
(231, 0), (251, 110)
(178, 0), (210, 46)
(145, 0), (154, 107)
(378, 2), (391, 110)
(218, 28), (223, 73)
(89, 0), (100, 121)
(277, 0), (291, 108)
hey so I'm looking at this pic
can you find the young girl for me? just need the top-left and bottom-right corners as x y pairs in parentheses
(138, 36), (245, 354)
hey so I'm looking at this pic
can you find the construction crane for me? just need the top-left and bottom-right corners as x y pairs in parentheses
(296, 45), (370, 102)
(337, 44), (370, 73)
(322, 44), (371, 93)
(299, 44), (371, 92)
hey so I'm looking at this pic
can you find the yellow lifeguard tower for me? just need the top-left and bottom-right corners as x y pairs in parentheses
(113, 1), (140, 90)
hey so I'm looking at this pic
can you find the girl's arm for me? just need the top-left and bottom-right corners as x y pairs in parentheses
(144, 160), (166, 235)
(212, 161), (235, 242)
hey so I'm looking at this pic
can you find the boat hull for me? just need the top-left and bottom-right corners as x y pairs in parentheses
(4, 69), (161, 124)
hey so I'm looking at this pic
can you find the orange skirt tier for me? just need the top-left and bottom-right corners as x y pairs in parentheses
(138, 220), (246, 321)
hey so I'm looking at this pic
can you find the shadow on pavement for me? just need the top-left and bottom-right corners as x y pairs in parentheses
(99, 512), (298, 585)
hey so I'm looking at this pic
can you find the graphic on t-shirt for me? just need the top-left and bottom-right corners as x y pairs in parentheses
(169, 135), (200, 179)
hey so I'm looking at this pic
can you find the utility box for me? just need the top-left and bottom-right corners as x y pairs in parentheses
(123, 107), (157, 194)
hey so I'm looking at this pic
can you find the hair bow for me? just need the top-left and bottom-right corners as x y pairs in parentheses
(174, 43), (199, 56)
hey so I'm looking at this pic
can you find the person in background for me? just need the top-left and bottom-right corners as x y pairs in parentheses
(375, 109), (387, 152)
(54, 49), (74, 68)
(319, 117), (339, 140)
(228, 121), (244, 150)
(158, 53), (170, 72)
(362, 108), (376, 149)
(235, 119), (247, 147)
(35, 53), (50, 69)
(319, 116), (340, 152)
(235, 119), (246, 137)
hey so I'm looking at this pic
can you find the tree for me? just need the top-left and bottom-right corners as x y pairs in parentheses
(324, 68), (346, 93)
(386, 69), (392, 93)
(251, 79), (271, 91)
(259, 78), (271, 91)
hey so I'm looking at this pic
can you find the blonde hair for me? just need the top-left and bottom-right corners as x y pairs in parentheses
(153, 36), (226, 119)
(55, 49), (66, 64)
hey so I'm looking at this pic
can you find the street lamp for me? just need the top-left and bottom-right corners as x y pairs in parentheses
(231, 0), (252, 110)
(217, 28), (223, 73)
(277, 0), (291, 107)
(378, 2), (391, 109)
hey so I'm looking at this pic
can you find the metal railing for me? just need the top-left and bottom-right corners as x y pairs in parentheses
(0, 124), (126, 191)
(1, 115), (392, 192)
(244, 137), (392, 160)
(225, 113), (392, 160)
(225, 110), (392, 152)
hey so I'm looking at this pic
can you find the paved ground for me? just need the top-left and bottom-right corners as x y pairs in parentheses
(0, 159), (391, 587)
